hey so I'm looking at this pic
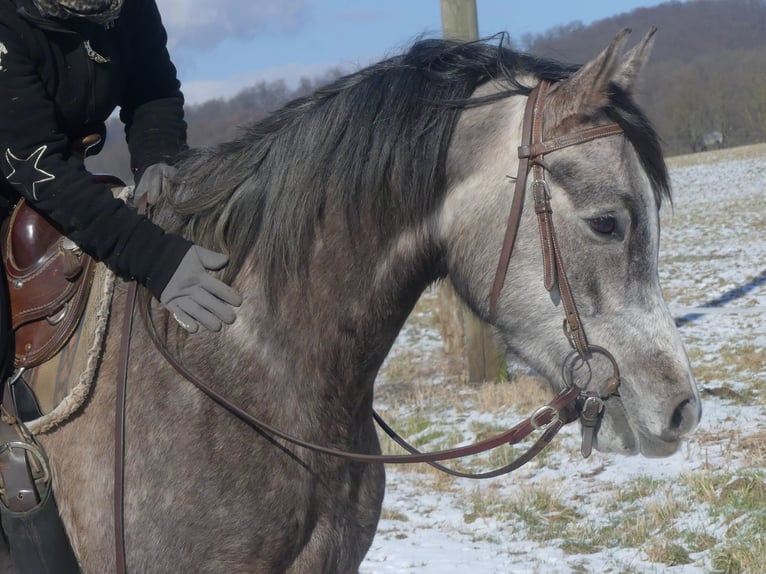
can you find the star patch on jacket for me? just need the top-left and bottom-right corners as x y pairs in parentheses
(4, 145), (55, 200)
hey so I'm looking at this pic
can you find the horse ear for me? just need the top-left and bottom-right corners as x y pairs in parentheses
(547, 28), (631, 117)
(613, 27), (657, 92)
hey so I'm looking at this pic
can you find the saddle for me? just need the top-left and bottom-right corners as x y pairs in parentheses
(1, 175), (123, 369)
(1, 198), (94, 368)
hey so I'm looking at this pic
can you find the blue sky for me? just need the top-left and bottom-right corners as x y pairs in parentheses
(155, 0), (672, 105)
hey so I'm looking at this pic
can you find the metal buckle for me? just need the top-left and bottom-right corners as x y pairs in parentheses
(580, 395), (605, 425)
(579, 395), (605, 458)
(0, 441), (51, 512)
(529, 405), (560, 432)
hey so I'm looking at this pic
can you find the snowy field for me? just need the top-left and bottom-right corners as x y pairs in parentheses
(362, 145), (766, 574)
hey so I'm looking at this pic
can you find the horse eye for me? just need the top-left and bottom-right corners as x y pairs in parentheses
(589, 216), (616, 235)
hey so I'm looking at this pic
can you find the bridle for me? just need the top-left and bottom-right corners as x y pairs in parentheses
(489, 80), (624, 339)
(487, 78), (626, 454)
(113, 80), (625, 573)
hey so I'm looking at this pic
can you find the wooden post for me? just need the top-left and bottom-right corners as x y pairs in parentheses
(440, 0), (479, 41)
(438, 0), (507, 383)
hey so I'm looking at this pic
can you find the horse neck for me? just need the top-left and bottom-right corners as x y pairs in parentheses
(198, 208), (443, 430)
(287, 213), (441, 376)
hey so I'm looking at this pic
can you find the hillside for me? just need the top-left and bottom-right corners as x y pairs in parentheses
(87, 0), (766, 181)
(523, 0), (766, 63)
(523, 0), (766, 155)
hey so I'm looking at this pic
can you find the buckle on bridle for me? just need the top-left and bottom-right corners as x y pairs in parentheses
(529, 404), (560, 432)
(577, 394), (605, 458)
(560, 345), (622, 458)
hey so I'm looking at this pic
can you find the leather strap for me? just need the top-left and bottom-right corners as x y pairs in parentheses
(113, 281), (134, 574)
(488, 83), (541, 321)
(0, 413), (39, 513)
(529, 82), (558, 291)
(114, 194), (146, 574)
(529, 81), (589, 355)
(374, 408), (568, 479)
(487, 80), (623, 359)
(138, 290), (580, 465)
(517, 124), (624, 160)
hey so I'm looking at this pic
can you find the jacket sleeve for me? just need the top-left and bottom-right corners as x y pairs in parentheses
(0, 23), (191, 299)
(119, 0), (188, 182)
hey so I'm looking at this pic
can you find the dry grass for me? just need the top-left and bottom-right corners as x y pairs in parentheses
(474, 373), (555, 413)
(644, 539), (693, 566)
(665, 142), (766, 168)
(678, 469), (766, 573)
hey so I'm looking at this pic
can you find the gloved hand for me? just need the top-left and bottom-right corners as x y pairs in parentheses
(133, 163), (176, 206)
(160, 246), (242, 333)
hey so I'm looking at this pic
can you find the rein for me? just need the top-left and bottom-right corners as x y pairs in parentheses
(138, 284), (580, 467)
(113, 80), (624, 573)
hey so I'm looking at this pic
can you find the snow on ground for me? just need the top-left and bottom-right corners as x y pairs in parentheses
(361, 147), (766, 573)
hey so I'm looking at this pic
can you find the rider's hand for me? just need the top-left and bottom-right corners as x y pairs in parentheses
(133, 163), (176, 206)
(160, 245), (242, 333)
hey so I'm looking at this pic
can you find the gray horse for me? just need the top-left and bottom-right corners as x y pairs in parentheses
(16, 29), (699, 573)
(693, 130), (724, 152)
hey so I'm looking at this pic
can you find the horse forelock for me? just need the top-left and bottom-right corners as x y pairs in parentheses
(603, 84), (671, 208)
(163, 33), (667, 299)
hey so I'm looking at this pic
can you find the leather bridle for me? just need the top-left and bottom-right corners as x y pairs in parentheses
(489, 79), (624, 345)
(487, 78), (626, 452)
(113, 80), (626, 573)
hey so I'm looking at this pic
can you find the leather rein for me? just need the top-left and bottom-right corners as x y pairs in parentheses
(113, 80), (624, 572)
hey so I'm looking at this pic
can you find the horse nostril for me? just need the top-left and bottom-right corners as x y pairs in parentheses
(670, 399), (687, 429)
(670, 397), (701, 435)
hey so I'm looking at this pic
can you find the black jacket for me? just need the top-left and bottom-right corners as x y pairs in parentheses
(0, 0), (191, 298)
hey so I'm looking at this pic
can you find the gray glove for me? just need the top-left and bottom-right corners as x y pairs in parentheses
(160, 246), (242, 333)
(134, 163), (176, 206)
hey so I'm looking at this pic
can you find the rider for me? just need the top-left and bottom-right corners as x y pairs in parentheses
(0, 1), (241, 570)
(0, 0), (242, 350)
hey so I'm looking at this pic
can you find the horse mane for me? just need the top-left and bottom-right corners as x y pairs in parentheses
(167, 34), (669, 294)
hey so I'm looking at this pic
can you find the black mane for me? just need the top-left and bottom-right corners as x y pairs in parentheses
(168, 34), (669, 292)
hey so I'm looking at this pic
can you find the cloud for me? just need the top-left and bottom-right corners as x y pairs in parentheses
(156, 0), (310, 51)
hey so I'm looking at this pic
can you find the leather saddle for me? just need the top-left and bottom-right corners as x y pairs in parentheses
(1, 174), (123, 369)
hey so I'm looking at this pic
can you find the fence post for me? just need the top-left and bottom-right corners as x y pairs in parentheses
(438, 0), (507, 383)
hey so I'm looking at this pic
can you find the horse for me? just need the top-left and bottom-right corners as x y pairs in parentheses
(693, 130), (724, 152)
(25, 28), (700, 573)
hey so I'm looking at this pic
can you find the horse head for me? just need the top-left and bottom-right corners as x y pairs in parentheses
(441, 29), (700, 456)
